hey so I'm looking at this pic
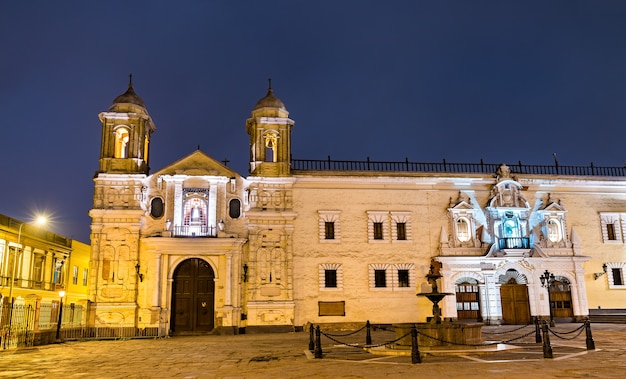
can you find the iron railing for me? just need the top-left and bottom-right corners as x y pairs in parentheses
(291, 157), (626, 177)
(172, 225), (217, 237)
(498, 237), (531, 250)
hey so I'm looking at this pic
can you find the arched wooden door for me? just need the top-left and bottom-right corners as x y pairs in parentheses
(500, 280), (531, 324)
(171, 258), (215, 333)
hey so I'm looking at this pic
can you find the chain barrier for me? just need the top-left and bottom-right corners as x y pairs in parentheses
(319, 329), (411, 349)
(311, 319), (595, 361)
(547, 324), (586, 340)
(481, 323), (533, 335)
(320, 323), (367, 337)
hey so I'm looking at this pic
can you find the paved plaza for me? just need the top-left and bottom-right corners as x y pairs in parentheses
(1, 323), (625, 378)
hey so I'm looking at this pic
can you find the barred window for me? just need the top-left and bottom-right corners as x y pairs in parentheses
(398, 269), (410, 287)
(325, 269), (337, 288)
(373, 222), (384, 240)
(374, 270), (386, 287)
(325, 222), (335, 240)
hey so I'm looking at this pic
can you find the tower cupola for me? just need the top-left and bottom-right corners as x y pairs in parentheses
(246, 80), (295, 176)
(97, 76), (156, 175)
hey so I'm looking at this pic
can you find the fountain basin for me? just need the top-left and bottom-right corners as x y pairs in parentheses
(393, 322), (483, 348)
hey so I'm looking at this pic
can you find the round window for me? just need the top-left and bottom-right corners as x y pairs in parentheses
(150, 197), (164, 219)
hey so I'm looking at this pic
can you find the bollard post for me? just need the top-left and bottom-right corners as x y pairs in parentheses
(542, 320), (553, 359)
(585, 319), (595, 350)
(366, 320), (372, 345)
(411, 325), (421, 364)
(309, 324), (315, 351)
(314, 325), (323, 359)
(535, 316), (542, 343)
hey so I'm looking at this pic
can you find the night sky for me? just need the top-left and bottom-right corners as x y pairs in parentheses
(2, 1), (626, 243)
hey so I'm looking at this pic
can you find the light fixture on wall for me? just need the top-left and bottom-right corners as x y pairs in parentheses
(593, 264), (608, 280)
(135, 263), (144, 282)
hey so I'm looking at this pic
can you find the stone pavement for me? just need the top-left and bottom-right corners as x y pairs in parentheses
(1, 323), (626, 378)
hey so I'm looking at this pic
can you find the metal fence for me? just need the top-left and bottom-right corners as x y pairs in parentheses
(0, 302), (160, 349)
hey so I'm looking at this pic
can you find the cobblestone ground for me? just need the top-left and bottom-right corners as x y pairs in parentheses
(0, 323), (625, 378)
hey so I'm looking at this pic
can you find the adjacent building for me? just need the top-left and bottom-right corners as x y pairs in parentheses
(0, 214), (90, 346)
(87, 82), (626, 335)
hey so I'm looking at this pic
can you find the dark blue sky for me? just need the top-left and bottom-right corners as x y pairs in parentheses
(2, 1), (626, 243)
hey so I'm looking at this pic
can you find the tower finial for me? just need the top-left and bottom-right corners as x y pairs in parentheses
(268, 77), (272, 90)
(129, 73), (133, 86)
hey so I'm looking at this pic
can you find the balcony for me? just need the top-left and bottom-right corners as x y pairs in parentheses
(171, 225), (217, 238)
(498, 237), (531, 250)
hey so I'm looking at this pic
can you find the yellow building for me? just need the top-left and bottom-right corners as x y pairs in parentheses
(87, 81), (626, 336)
(0, 214), (90, 346)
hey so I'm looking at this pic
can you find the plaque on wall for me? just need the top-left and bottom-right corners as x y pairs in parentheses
(318, 301), (345, 316)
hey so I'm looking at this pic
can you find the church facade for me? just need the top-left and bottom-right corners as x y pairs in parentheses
(88, 82), (626, 335)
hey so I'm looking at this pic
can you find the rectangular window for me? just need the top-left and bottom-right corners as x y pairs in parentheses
(374, 269), (386, 287)
(324, 269), (337, 288)
(398, 269), (409, 287)
(373, 222), (384, 240)
(324, 222), (335, 240)
(72, 265), (78, 285)
(607, 223), (617, 241)
(83, 268), (88, 286)
(612, 268), (623, 286)
(396, 222), (406, 240)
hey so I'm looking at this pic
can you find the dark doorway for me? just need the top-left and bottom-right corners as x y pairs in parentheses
(500, 280), (531, 324)
(171, 258), (215, 333)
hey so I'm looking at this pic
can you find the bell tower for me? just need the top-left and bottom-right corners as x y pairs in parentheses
(98, 75), (156, 175)
(246, 80), (295, 177)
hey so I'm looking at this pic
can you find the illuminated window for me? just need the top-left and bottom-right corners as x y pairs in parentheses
(82, 268), (88, 286)
(264, 131), (279, 162)
(114, 127), (130, 158)
(547, 219), (561, 242)
(72, 265), (78, 285)
(456, 217), (471, 242)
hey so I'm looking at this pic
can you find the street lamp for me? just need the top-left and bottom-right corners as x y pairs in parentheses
(55, 290), (65, 341)
(540, 269), (556, 327)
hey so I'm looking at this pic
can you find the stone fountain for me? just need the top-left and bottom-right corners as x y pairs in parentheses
(394, 259), (482, 348)
(416, 260), (452, 324)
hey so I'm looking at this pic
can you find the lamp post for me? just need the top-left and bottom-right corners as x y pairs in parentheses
(540, 269), (556, 327)
(55, 290), (65, 341)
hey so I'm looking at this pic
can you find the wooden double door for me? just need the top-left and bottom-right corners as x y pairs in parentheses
(500, 283), (531, 324)
(171, 258), (215, 333)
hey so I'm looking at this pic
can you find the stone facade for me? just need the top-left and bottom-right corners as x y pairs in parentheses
(88, 81), (626, 335)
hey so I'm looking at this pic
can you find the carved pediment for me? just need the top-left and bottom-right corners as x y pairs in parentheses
(488, 179), (529, 209)
(153, 150), (240, 179)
